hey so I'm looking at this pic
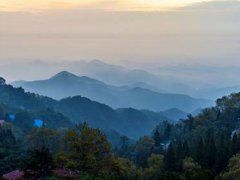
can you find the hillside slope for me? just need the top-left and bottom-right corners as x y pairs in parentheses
(0, 82), (168, 139)
(12, 71), (213, 112)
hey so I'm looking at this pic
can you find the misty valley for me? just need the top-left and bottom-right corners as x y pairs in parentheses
(1, 64), (240, 179)
(1, 0), (240, 179)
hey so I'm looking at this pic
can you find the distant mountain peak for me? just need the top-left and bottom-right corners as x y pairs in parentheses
(90, 59), (105, 65)
(49, 71), (106, 86)
(163, 108), (187, 114)
(50, 71), (79, 79)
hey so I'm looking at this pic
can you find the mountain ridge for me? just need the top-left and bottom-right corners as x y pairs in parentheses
(0, 81), (173, 139)
(12, 71), (213, 112)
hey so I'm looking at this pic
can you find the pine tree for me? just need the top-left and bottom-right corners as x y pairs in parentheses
(23, 147), (54, 179)
(164, 143), (176, 172)
(231, 133), (238, 155)
(205, 134), (216, 168)
(153, 130), (161, 147)
(187, 114), (194, 131)
(237, 134), (240, 153)
(182, 141), (190, 158)
(216, 132), (228, 173)
(118, 136), (131, 157)
(196, 137), (204, 166)
(176, 140), (182, 160)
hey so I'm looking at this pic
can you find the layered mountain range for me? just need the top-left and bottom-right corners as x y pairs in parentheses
(12, 71), (212, 112)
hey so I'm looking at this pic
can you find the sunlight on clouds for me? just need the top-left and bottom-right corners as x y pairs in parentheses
(128, 0), (207, 10)
(0, 0), (214, 12)
(0, 0), (94, 12)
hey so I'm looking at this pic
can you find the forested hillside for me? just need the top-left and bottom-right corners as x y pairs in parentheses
(2, 71), (240, 179)
(12, 71), (212, 112)
(0, 79), (170, 139)
(2, 90), (240, 179)
(2, 1), (240, 179)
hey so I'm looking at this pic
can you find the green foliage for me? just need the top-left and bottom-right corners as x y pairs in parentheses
(218, 154), (240, 180)
(23, 147), (54, 179)
(142, 154), (164, 180)
(0, 124), (25, 175)
(153, 130), (161, 147)
(0, 77), (6, 85)
(135, 136), (155, 167)
(0, 124), (16, 149)
(109, 157), (138, 179)
(164, 143), (176, 172)
(116, 136), (133, 158)
(61, 123), (112, 172)
(182, 157), (206, 180)
(3, 83), (240, 179)
(54, 123), (138, 179)
(0, 148), (24, 176)
(14, 111), (33, 134)
(25, 127), (61, 153)
(0, 84), (55, 111)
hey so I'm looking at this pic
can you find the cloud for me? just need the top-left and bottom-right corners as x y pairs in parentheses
(0, 0), (224, 12)
(182, 0), (240, 10)
(0, 0), (239, 78)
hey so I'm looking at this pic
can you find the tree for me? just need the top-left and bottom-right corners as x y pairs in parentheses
(110, 157), (138, 180)
(119, 136), (130, 150)
(0, 125), (16, 149)
(56, 123), (113, 176)
(0, 77), (6, 85)
(195, 137), (204, 166)
(14, 111), (32, 134)
(182, 141), (190, 158)
(164, 123), (172, 139)
(205, 129), (216, 168)
(231, 133), (238, 155)
(185, 114), (194, 132)
(25, 127), (60, 153)
(0, 125), (22, 175)
(142, 154), (164, 180)
(117, 136), (131, 158)
(23, 147), (54, 179)
(135, 136), (155, 167)
(218, 154), (240, 179)
(216, 132), (228, 173)
(153, 130), (161, 147)
(164, 143), (176, 172)
(182, 157), (206, 180)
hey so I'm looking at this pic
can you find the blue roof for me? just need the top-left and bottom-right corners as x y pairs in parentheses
(33, 119), (44, 128)
(8, 114), (16, 121)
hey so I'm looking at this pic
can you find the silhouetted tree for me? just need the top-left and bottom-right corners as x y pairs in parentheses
(0, 77), (6, 85)
(196, 137), (204, 166)
(23, 147), (54, 179)
(231, 133), (238, 155)
(164, 143), (176, 172)
(153, 130), (161, 147)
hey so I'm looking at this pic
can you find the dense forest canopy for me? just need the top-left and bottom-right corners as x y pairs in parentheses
(2, 77), (240, 179)
(0, 82), (173, 140)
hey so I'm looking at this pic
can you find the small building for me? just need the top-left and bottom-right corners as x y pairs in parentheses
(3, 169), (78, 179)
(231, 128), (240, 138)
(8, 114), (16, 121)
(53, 169), (78, 179)
(33, 119), (44, 128)
(2, 170), (24, 180)
(0, 120), (6, 126)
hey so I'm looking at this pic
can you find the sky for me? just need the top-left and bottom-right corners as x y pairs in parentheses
(0, 0), (240, 83)
(0, 0), (216, 12)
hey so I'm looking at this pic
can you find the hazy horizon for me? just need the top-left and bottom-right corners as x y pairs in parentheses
(1, 1), (240, 178)
(1, 1), (240, 65)
(1, 0), (240, 95)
